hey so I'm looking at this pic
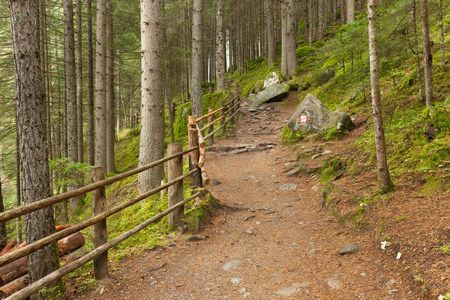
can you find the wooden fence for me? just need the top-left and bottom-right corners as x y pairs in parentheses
(0, 89), (241, 299)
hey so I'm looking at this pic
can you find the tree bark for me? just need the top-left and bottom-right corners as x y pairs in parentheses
(420, 0), (433, 107)
(308, 0), (314, 46)
(76, 0), (83, 164)
(0, 180), (6, 250)
(95, 0), (108, 170)
(8, 1), (60, 298)
(265, 0), (277, 66)
(439, 0), (445, 71)
(138, 0), (165, 194)
(368, 0), (392, 192)
(86, 0), (95, 166)
(191, 0), (203, 122)
(346, 0), (354, 23)
(106, 0), (115, 174)
(411, 0), (424, 101)
(216, 0), (225, 91)
(286, 0), (297, 78)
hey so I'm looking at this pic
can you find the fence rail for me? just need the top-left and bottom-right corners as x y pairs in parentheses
(1, 85), (241, 300)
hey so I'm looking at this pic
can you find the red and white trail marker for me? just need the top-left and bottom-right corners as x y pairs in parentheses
(299, 115), (309, 123)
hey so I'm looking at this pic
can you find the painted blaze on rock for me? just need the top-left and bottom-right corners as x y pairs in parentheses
(286, 94), (353, 134)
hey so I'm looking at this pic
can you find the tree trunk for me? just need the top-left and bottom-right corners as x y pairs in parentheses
(411, 0), (424, 101)
(86, 0), (95, 166)
(95, 0), (107, 170)
(308, 0), (314, 46)
(64, 0), (81, 217)
(420, 0), (433, 107)
(346, 0), (354, 23)
(367, 0), (392, 192)
(286, 0), (297, 78)
(138, 0), (165, 194)
(0, 180), (6, 250)
(265, 0), (277, 66)
(318, 0), (324, 40)
(281, 2), (287, 77)
(76, 0), (83, 164)
(106, 0), (115, 174)
(191, 0), (203, 122)
(216, 0), (225, 91)
(8, 1), (60, 298)
(439, 0), (445, 71)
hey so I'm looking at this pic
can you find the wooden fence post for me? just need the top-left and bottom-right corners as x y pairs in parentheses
(91, 167), (108, 279)
(220, 100), (225, 136)
(235, 83), (241, 117)
(229, 91), (234, 126)
(207, 107), (214, 145)
(168, 143), (184, 228)
(187, 116), (203, 188)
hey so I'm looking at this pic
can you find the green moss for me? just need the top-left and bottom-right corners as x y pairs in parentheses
(173, 101), (191, 143)
(322, 56), (339, 69)
(395, 216), (408, 222)
(296, 45), (315, 59)
(321, 156), (344, 182)
(313, 40), (324, 48)
(423, 107), (450, 137)
(282, 126), (307, 144)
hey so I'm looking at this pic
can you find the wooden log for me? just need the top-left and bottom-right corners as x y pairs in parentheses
(220, 100), (225, 136)
(168, 143), (184, 228)
(55, 225), (72, 232)
(207, 108), (214, 145)
(0, 147), (196, 224)
(229, 91), (235, 125)
(188, 116), (202, 187)
(0, 233), (85, 286)
(0, 240), (17, 256)
(195, 106), (224, 123)
(91, 167), (109, 280)
(0, 274), (29, 296)
(4, 242), (26, 255)
(196, 124), (206, 148)
(201, 168), (210, 186)
(57, 232), (85, 256)
(0, 256), (27, 286)
(198, 154), (205, 169)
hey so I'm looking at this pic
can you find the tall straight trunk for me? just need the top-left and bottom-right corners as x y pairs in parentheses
(116, 50), (122, 133)
(346, 0), (354, 23)
(8, 1), (60, 298)
(15, 122), (22, 243)
(216, 0), (225, 91)
(367, 0), (392, 192)
(0, 178), (6, 250)
(281, 2), (287, 77)
(265, 0), (276, 66)
(95, 0), (107, 170)
(76, 0), (83, 163)
(333, 0), (337, 22)
(318, 0), (324, 39)
(86, 0), (95, 166)
(106, 0), (115, 174)
(286, 0), (297, 78)
(191, 0), (203, 121)
(308, 0), (314, 46)
(411, 0), (424, 101)
(420, 0), (433, 107)
(439, 0), (445, 71)
(139, 0), (165, 194)
(64, 0), (80, 215)
(340, 0), (345, 23)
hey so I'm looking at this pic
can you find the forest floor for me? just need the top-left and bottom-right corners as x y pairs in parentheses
(64, 92), (448, 300)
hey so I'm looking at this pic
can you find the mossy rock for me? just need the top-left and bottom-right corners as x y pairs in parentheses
(313, 40), (325, 48)
(423, 107), (450, 137)
(296, 45), (315, 59)
(322, 56), (339, 69)
(310, 68), (336, 87)
(303, 56), (317, 66)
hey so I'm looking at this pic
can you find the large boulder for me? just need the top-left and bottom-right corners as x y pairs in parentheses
(286, 94), (330, 133)
(286, 94), (353, 134)
(319, 110), (353, 133)
(263, 72), (283, 89)
(250, 83), (289, 107)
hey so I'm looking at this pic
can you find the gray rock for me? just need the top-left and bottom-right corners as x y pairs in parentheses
(251, 83), (289, 107)
(230, 278), (243, 285)
(385, 279), (395, 287)
(327, 279), (341, 289)
(285, 168), (301, 177)
(244, 227), (255, 235)
(243, 292), (251, 298)
(388, 289), (399, 295)
(275, 282), (310, 296)
(279, 184), (297, 191)
(286, 94), (353, 135)
(319, 110), (353, 133)
(286, 94), (330, 133)
(222, 260), (242, 271)
(339, 243), (359, 255)
(263, 72), (283, 88)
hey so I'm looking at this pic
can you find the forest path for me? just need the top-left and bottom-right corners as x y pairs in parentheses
(71, 93), (412, 300)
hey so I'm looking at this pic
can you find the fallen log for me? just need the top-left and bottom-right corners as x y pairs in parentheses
(0, 274), (29, 296)
(4, 242), (26, 256)
(0, 232), (85, 286)
(55, 225), (71, 232)
(0, 240), (17, 256)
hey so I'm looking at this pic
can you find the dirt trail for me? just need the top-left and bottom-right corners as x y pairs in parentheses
(71, 94), (414, 300)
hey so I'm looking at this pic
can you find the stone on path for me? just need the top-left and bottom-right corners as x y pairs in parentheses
(279, 183), (297, 191)
(275, 282), (310, 296)
(250, 83), (290, 107)
(230, 278), (243, 285)
(222, 260), (242, 271)
(339, 243), (359, 255)
(327, 279), (341, 289)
